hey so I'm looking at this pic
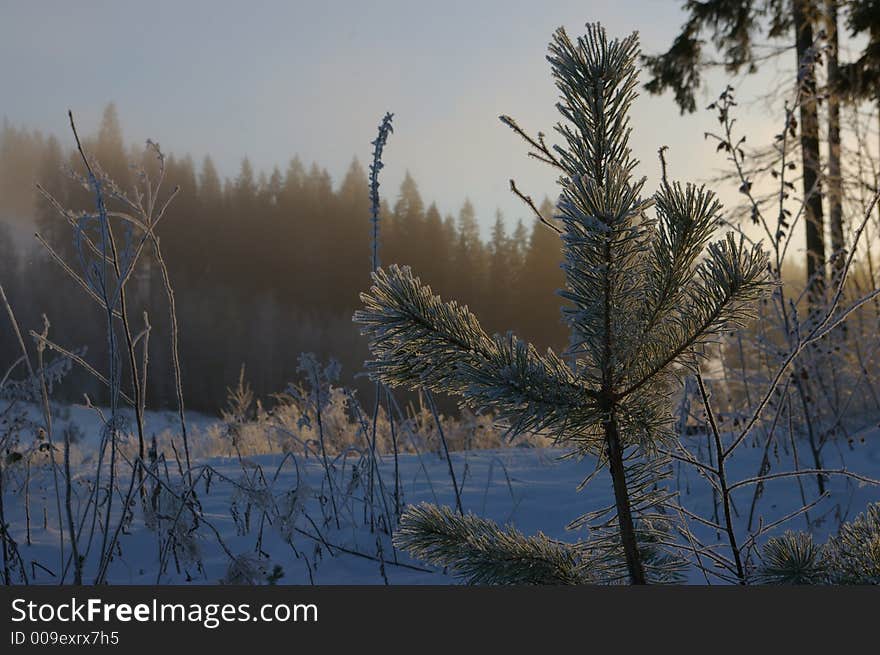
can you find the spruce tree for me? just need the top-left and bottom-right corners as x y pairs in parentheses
(372, 24), (772, 584)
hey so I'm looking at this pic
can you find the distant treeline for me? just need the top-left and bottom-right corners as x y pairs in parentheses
(0, 105), (568, 412)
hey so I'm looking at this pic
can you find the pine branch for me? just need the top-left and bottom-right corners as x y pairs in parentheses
(823, 502), (880, 584)
(757, 531), (826, 585)
(355, 264), (598, 436)
(394, 503), (593, 585)
(621, 233), (770, 398)
(641, 182), (722, 334)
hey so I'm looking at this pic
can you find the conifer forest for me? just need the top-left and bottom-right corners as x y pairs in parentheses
(2, 1), (880, 587)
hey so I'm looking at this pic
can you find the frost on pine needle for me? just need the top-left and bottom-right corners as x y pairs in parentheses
(757, 505), (880, 585)
(756, 531), (826, 585)
(394, 503), (593, 585)
(355, 23), (771, 585)
(824, 501), (880, 584)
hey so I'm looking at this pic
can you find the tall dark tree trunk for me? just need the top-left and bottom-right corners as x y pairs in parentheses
(794, 0), (827, 311)
(826, 0), (845, 279)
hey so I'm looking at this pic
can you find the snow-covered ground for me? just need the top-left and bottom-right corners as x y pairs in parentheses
(3, 402), (880, 585)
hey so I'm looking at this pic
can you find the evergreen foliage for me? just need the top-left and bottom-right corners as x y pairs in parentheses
(394, 503), (592, 585)
(756, 531), (826, 584)
(757, 503), (880, 585)
(638, 1), (880, 116)
(356, 24), (771, 584)
(824, 501), (880, 584)
(839, 0), (880, 101)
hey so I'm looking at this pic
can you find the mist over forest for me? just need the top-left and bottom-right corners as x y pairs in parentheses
(0, 105), (567, 412)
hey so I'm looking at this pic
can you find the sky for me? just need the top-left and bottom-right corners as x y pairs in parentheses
(0, 0), (796, 237)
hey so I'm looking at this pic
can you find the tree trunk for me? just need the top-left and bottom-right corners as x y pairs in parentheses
(826, 0), (845, 280)
(794, 0), (827, 312)
(599, 233), (645, 585)
(604, 409), (647, 585)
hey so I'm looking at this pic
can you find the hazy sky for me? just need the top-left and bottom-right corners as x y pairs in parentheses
(1, 0), (794, 236)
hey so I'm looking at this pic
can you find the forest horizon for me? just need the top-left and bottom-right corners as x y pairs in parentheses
(0, 104), (570, 411)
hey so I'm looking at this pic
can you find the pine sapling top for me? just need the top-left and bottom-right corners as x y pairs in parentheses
(355, 23), (771, 585)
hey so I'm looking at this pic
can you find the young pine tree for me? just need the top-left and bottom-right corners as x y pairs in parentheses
(354, 24), (771, 584)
